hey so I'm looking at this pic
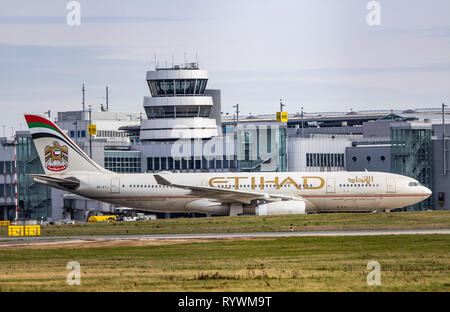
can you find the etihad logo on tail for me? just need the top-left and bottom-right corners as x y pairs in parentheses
(45, 141), (68, 172)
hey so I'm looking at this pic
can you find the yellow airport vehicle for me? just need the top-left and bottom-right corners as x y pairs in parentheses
(0, 221), (10, 227)
(25, 225), (40, 236)
(8, 226), (24, 237)
(88, 215), (118, 223)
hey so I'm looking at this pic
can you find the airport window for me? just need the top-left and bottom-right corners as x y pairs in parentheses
(202, 157), (208, 169)
(147, 158), (153, 171)
(168, 157), (174, 170)
(223, 160), (229, 169)
(0, 184), (3, 197)
(209, 159), (215, 169)
(154, 158), (160, 171)
(216, 159), (222, 169)
(175, 105), (200, 118)
(5, 162), (12, 174)
(195, 159), (201, 169)
(181, 159), (187, 170)
(161, 157), (167, 170)
(189, 158), (194, 170)
(175, 160), (181, 170)
(5, 184), (11, 197)
(367, 156), (371, 161)
(175, 80), (185, 95)
(165, 80), (175, 95)
(0, 162), (3, 174)
(306, 153), (345, 168)
(148, 81), (158, 96)
(185, 79), (196, 95)
(380, 156), (386, 161)
(199, 106), (211, 117)
(352, 157), (357, 162)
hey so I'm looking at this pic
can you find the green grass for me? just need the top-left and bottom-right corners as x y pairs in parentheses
(1, 211), (449, 237)
(0, 235), (449, 291)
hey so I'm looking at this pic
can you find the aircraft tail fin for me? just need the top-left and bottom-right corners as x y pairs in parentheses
(24, 114), (109, 175)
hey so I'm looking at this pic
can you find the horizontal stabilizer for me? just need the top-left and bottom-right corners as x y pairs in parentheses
(30, 174), (80, 190)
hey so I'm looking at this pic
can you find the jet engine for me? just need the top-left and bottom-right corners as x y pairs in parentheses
(255, 200), (306, 215)
(185, 199), (229, 215)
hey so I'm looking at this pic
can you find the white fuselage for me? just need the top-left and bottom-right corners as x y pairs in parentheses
(53, 171), (431, 215)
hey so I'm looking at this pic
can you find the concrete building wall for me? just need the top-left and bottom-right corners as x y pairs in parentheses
(288, 135), (353, 172)
(362, 120), (395, 138)
(431, 123), (450, 210)
(205, 89), (221, 126)
(133, 136), (236, 173)
(345, 146), (391, 172)
(51, 189), (65, 221)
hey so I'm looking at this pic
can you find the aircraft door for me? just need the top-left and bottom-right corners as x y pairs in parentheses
(326, 178), (335, 193)
(111, 178), (120, 193)
(386, 177), (396, 193)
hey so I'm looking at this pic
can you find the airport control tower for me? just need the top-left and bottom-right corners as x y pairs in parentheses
(140, 62), (219, 141)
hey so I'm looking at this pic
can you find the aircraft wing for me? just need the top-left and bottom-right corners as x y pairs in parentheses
(154, 174), (304, 204)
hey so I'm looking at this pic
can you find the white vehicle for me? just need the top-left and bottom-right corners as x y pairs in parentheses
(123, 216), (138, 222)
(25, 114), (432, 216)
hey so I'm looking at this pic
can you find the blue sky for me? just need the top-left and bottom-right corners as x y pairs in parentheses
(0, 0), (449, 133)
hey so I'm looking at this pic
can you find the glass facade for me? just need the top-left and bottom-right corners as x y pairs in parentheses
(16, 134), (52, 220)
(145, 105), (211, 119)
(237, 125), (288, 172)
(0, 157), (16, 220)
(147, 79), (208, 97)
(104, 151), (142, 173)
(146, 156), (238, 172)
(391, 127), (433, 210)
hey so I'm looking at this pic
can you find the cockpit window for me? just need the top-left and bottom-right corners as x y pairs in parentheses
(409, 182), (422, 187)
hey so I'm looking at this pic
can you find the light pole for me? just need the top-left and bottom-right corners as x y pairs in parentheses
(232, 104), (239, 125)
(301, 106), (304, 137)
(443, 103), (447, 176)
(88, 105), (92, 158)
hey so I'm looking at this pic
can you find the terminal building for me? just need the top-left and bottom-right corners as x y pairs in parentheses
(0, 137), (16, 221)
(1, 64), (449, 222)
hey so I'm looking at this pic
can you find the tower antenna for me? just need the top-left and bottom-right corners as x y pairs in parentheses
(106, 86), (109, 111)
(280, 99), (286, 112)
(82, 83), (85, 111)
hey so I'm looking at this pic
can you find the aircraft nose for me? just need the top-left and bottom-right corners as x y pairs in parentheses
(424, 187), (432, 198)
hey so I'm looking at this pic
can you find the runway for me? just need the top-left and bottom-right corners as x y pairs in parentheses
(1, 228), (449, 246)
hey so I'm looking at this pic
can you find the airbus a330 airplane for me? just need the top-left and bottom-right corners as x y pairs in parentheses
(24, 114), (431, 216)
